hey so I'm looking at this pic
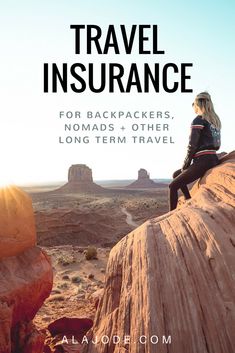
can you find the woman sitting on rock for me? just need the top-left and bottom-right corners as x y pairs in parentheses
(169, 92), (221, 211)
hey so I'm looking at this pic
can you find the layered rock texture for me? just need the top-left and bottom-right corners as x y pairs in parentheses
(0, 187), (53, 353)
(82, 151), (235, 353)
(0, 187), (36, 258)
(58, 164), (104, 193)
(127, 168), (164, 188)
(68, 164), (93, 183)
(35, 208), (127, 247)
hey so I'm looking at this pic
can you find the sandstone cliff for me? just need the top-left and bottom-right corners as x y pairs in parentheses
(82, 151), (235, 353)
(0, 187), (53, 353)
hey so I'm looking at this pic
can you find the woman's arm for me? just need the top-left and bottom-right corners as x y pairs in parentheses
(181, 117), (204, 170)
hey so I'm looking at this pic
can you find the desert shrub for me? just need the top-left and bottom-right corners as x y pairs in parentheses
(84, 246), (98, 260)
(71, 276), (82, 283)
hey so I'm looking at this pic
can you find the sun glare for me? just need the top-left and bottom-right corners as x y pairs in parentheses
(0, 174), (13, 188)
(0, 181), (11, 188)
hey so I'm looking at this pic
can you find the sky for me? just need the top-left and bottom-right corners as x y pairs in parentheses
(0, 0), (234, 185)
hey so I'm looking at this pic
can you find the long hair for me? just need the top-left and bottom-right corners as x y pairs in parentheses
(195, 92), (221, 129)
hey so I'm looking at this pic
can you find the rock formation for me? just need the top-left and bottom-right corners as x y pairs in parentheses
(82, 151), (235, 353)
(0, 187), (36, 258)
(47, 317), (93, 337)
(0, 186), (53, 353)
(43, 317), (93, 352)
(68, 164), (93, 183)
(127, 168), (164, 188)
(58, 164), (104, 193)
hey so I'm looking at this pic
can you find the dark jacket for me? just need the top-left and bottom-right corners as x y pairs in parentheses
(182, 115), (221, 170)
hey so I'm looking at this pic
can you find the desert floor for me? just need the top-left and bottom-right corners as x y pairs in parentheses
(27, 185), (168, 329)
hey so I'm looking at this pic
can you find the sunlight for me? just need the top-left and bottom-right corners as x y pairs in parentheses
(0, 179), (11, 188)
(0, 170), (14, 188)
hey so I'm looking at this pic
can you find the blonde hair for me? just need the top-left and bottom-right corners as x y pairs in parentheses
(195, 92), (221, 129)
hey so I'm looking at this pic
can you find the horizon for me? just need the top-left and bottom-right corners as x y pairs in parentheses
(15, 176), (172, 188)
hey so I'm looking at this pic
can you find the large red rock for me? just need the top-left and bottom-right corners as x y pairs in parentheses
(11, 321), (45, 353)
(0, 186), (36, 258)
(0, 247), (53, 353)
(82, 151), (235, 353)
(48, 317), (93, 336)
(45, 317), (93, 353)
(0, 185), (53, 353)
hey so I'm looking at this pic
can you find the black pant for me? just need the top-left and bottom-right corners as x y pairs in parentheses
(169, 154), (219, 211)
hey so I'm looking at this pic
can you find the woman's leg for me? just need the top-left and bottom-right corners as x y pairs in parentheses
(172, 169), (191, 200)
(169, 157), (218, 211)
